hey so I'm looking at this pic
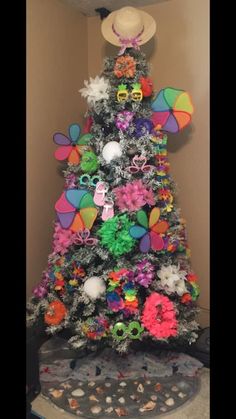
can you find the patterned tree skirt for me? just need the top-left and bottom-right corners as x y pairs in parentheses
(39, 338), (203, 418)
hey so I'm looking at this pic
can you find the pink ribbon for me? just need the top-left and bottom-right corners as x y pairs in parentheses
(74, 229), (98, 246)
(127, 155), (154, 174)
(112, 24), (144, 55)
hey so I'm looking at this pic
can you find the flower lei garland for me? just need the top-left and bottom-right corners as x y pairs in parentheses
(44, 300), (67, 325)
(113, 179), (155, 212)
(114, 55), (136, 78)
(97, 214), (135, 257)
(106, 269), (139, 316)
(82, 316), (109, 340)
(141, 292), (178, 339)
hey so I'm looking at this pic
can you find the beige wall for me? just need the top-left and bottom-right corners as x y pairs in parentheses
(27, 0), (209, 326)
(26, 0), (88, 298)
(87, 0), (209, 326)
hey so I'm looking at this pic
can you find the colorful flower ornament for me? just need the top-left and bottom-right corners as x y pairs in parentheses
(134, 118), (154, 137)
(98, 214), (135, 257)
(82, 317), (109, 340)
(106, 269), (139, 315)
(114, 55), (136, 78)
(129, 208), (169, 253)
(151, 88), (194, 133)
(44, 300), (67, 326)
(115, 111), (134, 131)
(53, 123), (92, 164)
(55, 188), (98, 232)
(113, 179), (155, 212)
(141, 292), (178, 339)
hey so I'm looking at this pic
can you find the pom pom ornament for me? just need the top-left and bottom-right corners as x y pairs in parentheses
(79, 76), (110, 105)
(117, 84), (129, 102)
(83, 277), (106, 300)
(140, 76), (153, 97)
(80, 151), (99, 174)
(102, 141), (122, 163)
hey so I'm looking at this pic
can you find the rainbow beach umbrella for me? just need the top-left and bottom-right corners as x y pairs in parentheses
(151, 87), (194, 133)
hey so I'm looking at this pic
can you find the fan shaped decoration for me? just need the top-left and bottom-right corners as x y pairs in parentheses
(53, 123), (92, 164)
(129, 208), (169, 253)
(151, 87), (194, 133)
(55, 188), (97, 232)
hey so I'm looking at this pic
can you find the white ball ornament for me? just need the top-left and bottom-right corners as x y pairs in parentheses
(102, 141), (122, 163)
(83, 277), (106, 300)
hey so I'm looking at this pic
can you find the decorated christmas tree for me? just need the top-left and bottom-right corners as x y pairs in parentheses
(27, 7), (200, 353)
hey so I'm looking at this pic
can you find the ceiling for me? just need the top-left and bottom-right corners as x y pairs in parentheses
(61, 0), (170, 17)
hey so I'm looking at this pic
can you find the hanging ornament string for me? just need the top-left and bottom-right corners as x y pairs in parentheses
(112, 24), (144, 55)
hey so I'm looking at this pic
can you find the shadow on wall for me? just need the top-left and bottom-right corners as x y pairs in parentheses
(168, 124), (194, 153)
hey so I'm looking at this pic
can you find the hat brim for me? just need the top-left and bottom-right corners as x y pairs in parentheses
(101, 9), (156, 47)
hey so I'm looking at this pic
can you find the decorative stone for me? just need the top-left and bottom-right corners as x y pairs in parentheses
(89, 394), (99, 402)
(134, 381), (138, 385)
(105, 382), (112, 388)
(150, 395), (158, 401)
(171, 385), (179, 392)
(160, 406), (167, 412)
(76, 410), (83, 416)
(91, 405), (102, 414)
(88, 381), (96, 387)
(165, 393), (170, 397)
(96, 386), (104, 394)
(115, 407), (128, 416)
(139, 401), (156, 412)
(178, 392), (187, 398)
(154, 383), (162, 392)
(146, 380), (151, 385)
(118, 397), (125, 404)
(165, 397), (175, 406)
(130, 394), (140, 402)
(105, 407), (114, 413)
(117, 388), (124, 393)
(71, 388), (85, 397)
(78, 382), (83, 386)
(50, 389), (63, 398)
(106, 397), (112, 404)
(68, 398), (80, 410)
(60, 382), (72, 389)
(119, 381), (127, 387)
(137, 383), (144, 393)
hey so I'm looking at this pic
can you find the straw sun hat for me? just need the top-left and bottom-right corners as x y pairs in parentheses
(101, 6), (156, 53)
